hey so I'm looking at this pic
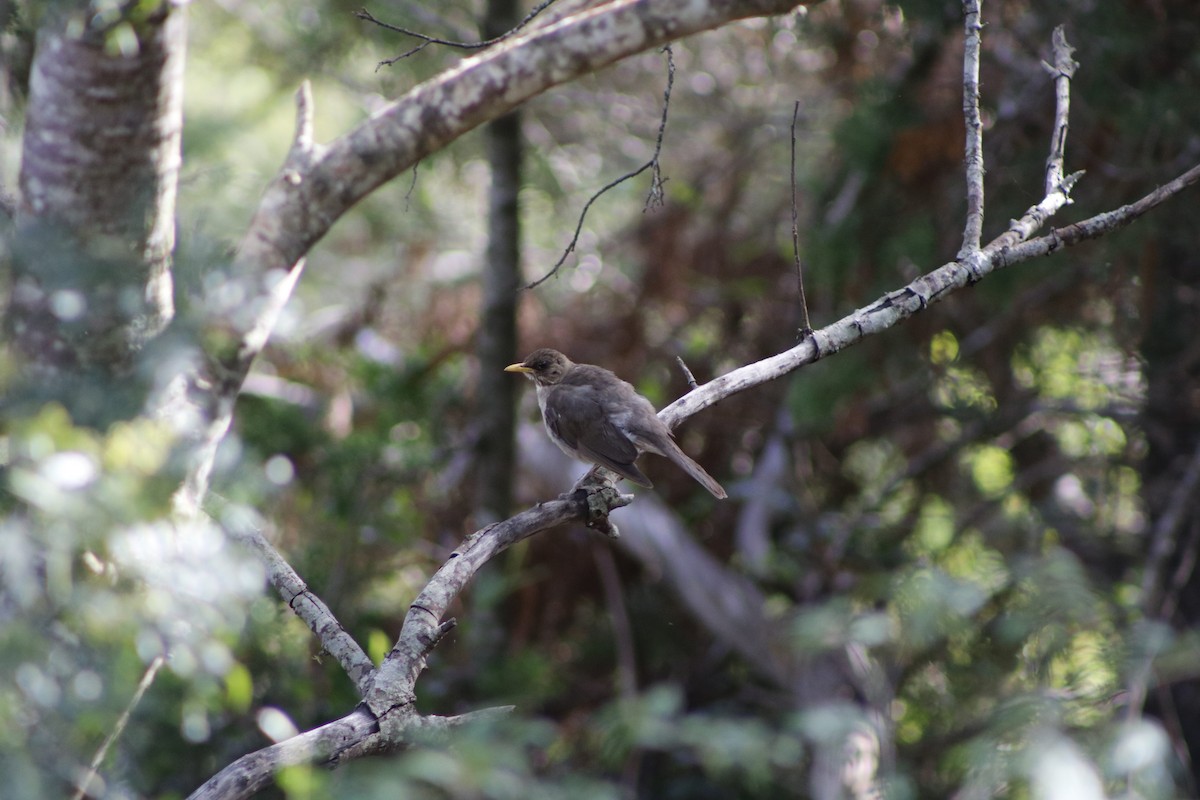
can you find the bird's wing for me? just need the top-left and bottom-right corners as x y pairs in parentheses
(544, 382), (652, 487)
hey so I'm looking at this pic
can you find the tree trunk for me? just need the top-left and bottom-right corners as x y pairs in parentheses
(7, 6), (184, 408)
(474, 0), (523, 520)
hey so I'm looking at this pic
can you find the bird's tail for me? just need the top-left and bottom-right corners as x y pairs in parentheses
(661, 439), (728, 499)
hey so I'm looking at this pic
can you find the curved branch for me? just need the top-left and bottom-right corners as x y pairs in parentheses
(525, 43), (676, 289)
(185, 14), (1200, 799)
(243, 0), (813, 282)
(363, 488), (632, 720)
(189, 155), (1200, 799)
(191, 488), (630, 798)
(173, 0), (818, 518)
(189, 706), (380, 800)
(659, 161), (1200, 428)
(186, 156), (1200, 796)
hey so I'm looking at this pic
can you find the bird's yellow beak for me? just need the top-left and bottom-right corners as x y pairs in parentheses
(504, 363), (533, 374)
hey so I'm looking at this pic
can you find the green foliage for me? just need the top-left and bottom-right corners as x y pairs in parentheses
(3, 0), (1197, 796)
(0, 405), (268, 796)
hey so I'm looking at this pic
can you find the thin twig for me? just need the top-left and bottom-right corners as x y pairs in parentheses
(643, 45), (675, 211)
(658, 159), (1200, 429)
(1042, 25), (1077, 197)
(357, 1), (557, 67)
(1142, 441), (1200, 618)
(525, 46), (676, 290)
(524, 163), (654, 290)
(676, 356), (698, 390)
(958, 0), (985, 257)
(73, 655), (165, 800)
(404, 160), (420, 212)
(790, 100), (812, 332)
(977, 30), (1081, 255)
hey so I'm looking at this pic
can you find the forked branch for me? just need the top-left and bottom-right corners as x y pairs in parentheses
(189, 12), (1200, 800)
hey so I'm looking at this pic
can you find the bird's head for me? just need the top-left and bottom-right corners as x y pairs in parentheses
(505, 348), (574, 386)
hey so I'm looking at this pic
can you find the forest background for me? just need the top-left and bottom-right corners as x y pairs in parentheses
(2, 0), (1200, 797)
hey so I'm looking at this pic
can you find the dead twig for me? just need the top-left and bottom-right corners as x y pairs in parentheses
(525, 46), (676, 290)
(357, 1), (558, 67)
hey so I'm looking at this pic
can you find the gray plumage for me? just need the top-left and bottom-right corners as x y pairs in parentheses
(506, 349), (727, 499)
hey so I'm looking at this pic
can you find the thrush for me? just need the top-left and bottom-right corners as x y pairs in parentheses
(505, 348), (727, 499)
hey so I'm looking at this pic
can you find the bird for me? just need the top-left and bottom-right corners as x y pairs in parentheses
(505, 348), (727, 499)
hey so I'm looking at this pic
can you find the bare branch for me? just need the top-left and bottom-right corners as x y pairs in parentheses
(363, 487), (632, 722)
(655, 23), (1149, 430)
(980, 27), (1082, 253)
(175, 0), (816, 519)
(790, 100), (812, 332)
(188, 153), (1200, 794)
(658, 161), (1200, 430)
(188, 706), (381, 800)
(73, 656), (164, 800)
(190, 489), (628, 798)
(524, 44), (676, 290)
(189, 705), (514, 800)
(675, 356), (698, 391)
(219, 503), (376, 695)
(959, 0), (985, 256)
(998, 163), (1200, 260)
(643, 45), (675, 210)
(356, 0), (557, 66)
(1043, 26), (1078, 198)
(186, 11), (1200, 796)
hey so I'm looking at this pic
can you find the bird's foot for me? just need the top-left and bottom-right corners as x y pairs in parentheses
(571, 465), (610, 493)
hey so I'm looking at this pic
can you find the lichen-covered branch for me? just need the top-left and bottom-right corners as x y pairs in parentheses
(173, 0), (819, 518)
(660, 160), (1200, 430)
(186, 14), (1200, 800)
(189, 490), (627, 800)
(219, 502), (376, 695)
(958, 0), (985, 256)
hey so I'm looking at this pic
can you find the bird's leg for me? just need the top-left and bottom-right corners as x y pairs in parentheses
(571, 464), (612, 492)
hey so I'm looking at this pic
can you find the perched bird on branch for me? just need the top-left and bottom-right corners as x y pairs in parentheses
(505, 348), (727, 499)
